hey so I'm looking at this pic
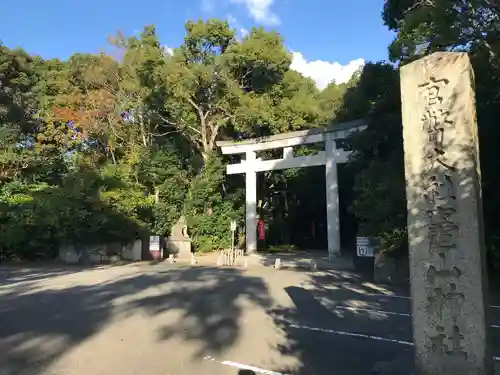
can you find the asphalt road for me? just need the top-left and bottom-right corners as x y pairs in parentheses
(0, 263), (498, 375)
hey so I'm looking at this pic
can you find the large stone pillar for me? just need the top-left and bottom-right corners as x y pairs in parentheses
(245, 151), (257, 254)
(400, 52), (491, 375)
(325, 136), (340, 260)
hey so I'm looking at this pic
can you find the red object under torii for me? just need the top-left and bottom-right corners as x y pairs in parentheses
(257, 219), (265, 241)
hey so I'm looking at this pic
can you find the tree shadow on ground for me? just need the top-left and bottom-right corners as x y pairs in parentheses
(0, 264), (124, 286)
(0, 267), (78, 286)
(0, 266), (272, 375)
(270, 270), (413, 375)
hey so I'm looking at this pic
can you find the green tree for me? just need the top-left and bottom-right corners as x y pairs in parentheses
(331, 0), (500, 269)
(0, 18), (339, 260)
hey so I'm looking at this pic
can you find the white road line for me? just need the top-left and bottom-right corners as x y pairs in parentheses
(332, 306), (500, 329)
(368, 293), (411, 300)
(204, 356), (289, 375)
(368, 293), (500, 309)
(288, 323), (414, 346)
(334, 305), (411, 317)
(289, 324), (500, 362)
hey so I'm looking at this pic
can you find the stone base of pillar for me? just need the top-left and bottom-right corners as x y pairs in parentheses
(328, 251), (341, 262)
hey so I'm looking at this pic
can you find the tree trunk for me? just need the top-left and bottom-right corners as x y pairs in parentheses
(108, 140), (117, 164)
(201, 151), (210, 164)
(139, 110), (147, 147)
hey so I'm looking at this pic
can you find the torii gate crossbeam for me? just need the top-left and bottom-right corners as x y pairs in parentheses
(217, 119), (367, 261)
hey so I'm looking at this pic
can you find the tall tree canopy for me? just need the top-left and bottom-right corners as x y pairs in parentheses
(339, 0), (500, 270)
(0, 20), (326, 259)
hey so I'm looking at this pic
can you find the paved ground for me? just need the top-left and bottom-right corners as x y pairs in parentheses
(0, 262), (498, 375)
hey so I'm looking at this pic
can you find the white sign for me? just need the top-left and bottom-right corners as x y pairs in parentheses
(230, 220), (237, 231)
(150, 236), (161, 251)
(356, 237), (374, 257)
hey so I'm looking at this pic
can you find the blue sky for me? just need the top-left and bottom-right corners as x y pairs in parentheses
(0, 0), (395, 89)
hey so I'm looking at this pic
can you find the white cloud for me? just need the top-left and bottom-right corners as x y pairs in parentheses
(202, 0), (279, 25)
(163, 46), (174, 56)
(227, 14), (238, 24)
(290, 52), (365, 90)
(228, 0), (279, 25)
(240, 27), (249, 37)
(227, 14), (250, 39)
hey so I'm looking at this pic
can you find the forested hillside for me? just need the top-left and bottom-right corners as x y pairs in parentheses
(2, 4), (500, 274)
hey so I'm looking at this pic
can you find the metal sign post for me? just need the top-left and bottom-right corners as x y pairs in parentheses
(149, 235), (162, 261)
(356, 237), (375, 258)
(230, 220), (237, 252)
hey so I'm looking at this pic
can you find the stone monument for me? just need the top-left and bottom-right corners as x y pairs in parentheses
(400, 52), (491, 374)
(166, 216), (192, 259)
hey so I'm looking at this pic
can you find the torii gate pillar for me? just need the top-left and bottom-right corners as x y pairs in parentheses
(325, 137), (341, 259)
(245, 151), (258, 254)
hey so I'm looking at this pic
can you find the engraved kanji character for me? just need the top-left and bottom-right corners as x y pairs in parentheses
(426, 265), (462, 284)
(422, 110), (453, 163)
(445, 325), (467, 359)
(429, 325), (447, 354)
(427, 283), (464, 320)
(419, 77), (450, 106)
(422, 107), (446, 158)
(428, 324), (467, 359)
(424, 172), (456, 209)
(428, 207), (459, 250)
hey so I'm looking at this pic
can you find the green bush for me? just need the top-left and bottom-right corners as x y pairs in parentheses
(184, 155), (244, 252)
(0, 166), (152, 260)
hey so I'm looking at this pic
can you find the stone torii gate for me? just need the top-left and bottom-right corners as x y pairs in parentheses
(217, 119), (367, 260)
